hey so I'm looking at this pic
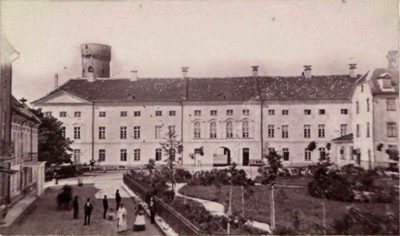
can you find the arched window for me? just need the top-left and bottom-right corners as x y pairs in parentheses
(210, 121), (217, 139)
(88, 66), (94, 72)
(194, 122), (201, 139)
(242, 121), (249, 138)
(226, 121), (233, 138)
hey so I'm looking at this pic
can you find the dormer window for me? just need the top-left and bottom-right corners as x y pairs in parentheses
(383, 79), (392, 89)
(378, 73), (393, 89)
(310, 92), (317, 98)
(218, 92), (226, 100)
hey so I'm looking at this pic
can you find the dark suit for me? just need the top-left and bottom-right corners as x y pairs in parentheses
(115, 192), (121, 210)
(72, 198), (79, 219)
(103, 198), (108, 219)
(84, 202), (93, 225)
(149, 200), (157, 224)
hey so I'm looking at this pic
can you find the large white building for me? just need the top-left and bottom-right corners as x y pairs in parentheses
(31, 44), (398, 169)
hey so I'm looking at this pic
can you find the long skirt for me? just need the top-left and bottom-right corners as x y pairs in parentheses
(133, 214), (146, 231)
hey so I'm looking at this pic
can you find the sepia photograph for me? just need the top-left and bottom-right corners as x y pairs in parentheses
(0, 0), (398, 235)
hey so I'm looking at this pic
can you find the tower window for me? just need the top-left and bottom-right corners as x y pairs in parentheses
(88, 66), (94, 72)
(85, 45), (88, 49)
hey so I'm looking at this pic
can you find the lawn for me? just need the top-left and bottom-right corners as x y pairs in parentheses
(180, 183), (399, 234)
(0, 184), (162, 235)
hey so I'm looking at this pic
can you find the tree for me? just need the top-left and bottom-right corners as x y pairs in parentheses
(30, 108), (73, 166)
(159, 129), (183, 190)
(258, 150), (283, 185)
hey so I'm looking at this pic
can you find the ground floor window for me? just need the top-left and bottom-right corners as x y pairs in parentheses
(99, 149), (106, 162)
(304, 148), (311, 161)
(155, 148), (162, 161)
(283, 148), (289, 161)
(319, 147), (326, 160)
(74, 149), (81, 164)
(134, 149), (141, 161)
(120, 149), (127, 161)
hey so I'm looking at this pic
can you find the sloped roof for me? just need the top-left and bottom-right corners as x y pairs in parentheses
(359, 68), (399, 94)
(258, 75), (358, 100)
(12, 96), (41, 123)
(332, 133), (353, 142)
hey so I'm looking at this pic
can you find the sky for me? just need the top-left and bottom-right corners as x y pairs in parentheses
(2, 0), (398, 103)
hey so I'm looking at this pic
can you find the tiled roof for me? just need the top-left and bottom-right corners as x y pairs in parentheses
(258, 75), (358, 99)
(12, 96), (41, 123)
(332, 133), (353, 142)
(360, 68), (399, 94)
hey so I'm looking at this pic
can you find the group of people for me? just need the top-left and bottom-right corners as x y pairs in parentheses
(71, 189), (156, 233)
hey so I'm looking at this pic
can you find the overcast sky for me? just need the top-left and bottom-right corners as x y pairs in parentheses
(2, 0), (398, 102)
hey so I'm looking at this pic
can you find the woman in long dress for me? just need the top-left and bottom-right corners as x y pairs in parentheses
(133, 204), (146, 231)
(117, 203), (128, 233)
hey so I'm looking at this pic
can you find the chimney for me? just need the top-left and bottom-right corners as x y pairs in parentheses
(349, 64), (357, 78)
(131, 70), (138, 81)
(303, 65), (312, 79)
(252, 66), (259, 77)
(387, 50), (398, 72)
(182, 67), (189, 78)
(54, 74), (59, 89)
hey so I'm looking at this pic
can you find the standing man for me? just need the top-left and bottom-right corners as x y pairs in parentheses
(149, 197), (157, 224)
(115, 190), (121, 210)
(72, 195), (79, 219)
(84, 198), (94, 226)
(103, 195), (108, 219)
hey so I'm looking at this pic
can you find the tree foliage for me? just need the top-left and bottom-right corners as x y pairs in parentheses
(258, 150), (283, 185)
(30, 108), (73, 166)
(160, 129), (183, 189)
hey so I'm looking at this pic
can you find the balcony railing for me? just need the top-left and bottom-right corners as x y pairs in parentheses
(0, 140), (15, 158)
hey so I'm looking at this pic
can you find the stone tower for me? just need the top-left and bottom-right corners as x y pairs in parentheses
(81, 43), (111, 79)
(386, 50), (398, 72)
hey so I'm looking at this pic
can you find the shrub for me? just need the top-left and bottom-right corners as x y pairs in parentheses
(57, 184), (73, 210)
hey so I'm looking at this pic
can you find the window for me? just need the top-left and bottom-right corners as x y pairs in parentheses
(366, 99), (370, 112)
(318, 125), (325, 138)
(194, 122), (201, 138)
(268, 109), (275, 115)
(242, 109), (250, 116)
(282, 125), (289, 139)
(155, 148), (162, 161)
(210, 110), (217, 116)
(366, 122), (370, 137)
(304, 109), (311, 115)
(134, 126), (141, 139)
(120, 111), (127, 117)
(383, 79), (392, 88)
(60, 111), (67, 117)
(155, 126), (162, 139)
(99, 111), (106, 117)
(88, 66), (94, 72)
(356, 102), (359, 114)
(268, 125), (274, 138)
(356, 124), (360, 137)
(282, 110), (289, 115)
(226, 121), (233, 138)
(99, 149), (106, 162)
(210, 122), (217, 139)
(61, 126), (66, 138)
(74, 127), (81, 140)
(268, 147), (275, 154)
(155, 110), (162, 116)
(99, 127), (106, 139)
(319, 147), (326, 160)
(120, 149), (127, 161)
(340, 147), (345, 160)
(194, 110), (201, 116)
(305, 149), (311, 161)
(242, 121), (249, 138)
(134, 111), (141, 117)
(361, 85), (364, 93)
(169, 110), (176, 116)
(350, 146), (354, 160)
(304, 125), (311, 138)
(227, 109), (233, 116)
(319, 109), (325, 115)
(341, 109), (348, 115)
(387, 122), (397, 137)
(74, 111), (81, 117)
(134, 149), (141, 161)
(120, 126), (127, 139)
(44, 112), (52, 117)
(388, 145), (398, 160)
(341, 124), (347, 136)
(73, 149), (81, 164)
(168, 126), (175, 134)
(387, 98), (396, 111)
(283, 148), (289, 161)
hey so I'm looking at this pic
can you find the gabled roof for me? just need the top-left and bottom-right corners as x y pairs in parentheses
(332, 133), (353, 142)
(258, 75), (358, 100)
(357, 68), (399, 94)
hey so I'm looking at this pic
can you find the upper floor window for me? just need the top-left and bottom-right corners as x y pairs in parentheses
(304, 125), (311, 138)
(227, 109), (233, 116)
(356, 102), (359, 114)
(61, 126), (66, 138)
(366, 99), (370, 112)
(99, 111), (106, 117)
(155, 126), (162, 139)
(282, 125), (289, 139)
(268, 109), (275, 115)
(366, 122), (370, 138)
(387, 122), (397, 137)
(318, 124), (325, 138)
(134, 126), (141, 139)
(268, 125), (274, 138)
(210, 110), (217, 116)
(155, 110), (162, 116)
(340, 124), (347, 136)
(120, 111), (127, 117)
(361, 85), (364, 93)
(74, 111), (81, 117)
(74, 126), (81, 140)
(283, 148), (290, 161)
(194, 110), (201, 116)
(226, 121), (233, 138)
(319, 109), (325, 115)
(356, 124), (360, 137)
(168, 126), (175, 134)
(99, 149), (106, 162)
(99, 126), (106, 139)
(341, 109), (348, 115)
(304, 109), (311, 115)
(194, 122), (201, 139)
(134, 111), (141, 117)
(210, 121), (217, 139)
(134, 149), (141, 161)
(242, 109), (250, 116)
(88, 66), (94, 73)
(242, 121), (249, 138)
(387, 98), (396, 111)
(120, 149), (127, 161)
(44, 112), (52, 117)
(120, 126), (127, 139)
(282, 110), (289, 115)
(60, 111), (67, 117)
(169, 110), (176, 116)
